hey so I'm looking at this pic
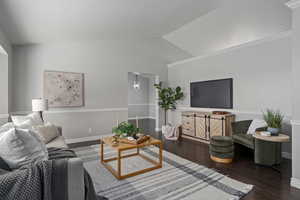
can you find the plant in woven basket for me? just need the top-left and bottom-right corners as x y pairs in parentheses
(154, 82), (184, 125)
(112, 122), (142, 138)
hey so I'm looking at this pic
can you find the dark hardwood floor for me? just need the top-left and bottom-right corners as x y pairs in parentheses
(70, 119), (300, 200)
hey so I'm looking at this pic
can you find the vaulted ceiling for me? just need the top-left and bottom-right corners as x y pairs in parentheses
(0, 0), (222, 44)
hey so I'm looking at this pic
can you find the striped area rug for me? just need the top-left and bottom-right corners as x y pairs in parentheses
(72, 144), (253, 200)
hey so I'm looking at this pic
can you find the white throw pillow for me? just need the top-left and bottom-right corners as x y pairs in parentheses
(11, 112), (43, 126)
(16, 118), (36, 129)
(33, 122), (60, 144)
(6, 120), (47, 149)
(247, 119), (267, 135)
(0, 128), (48, 169)
(0, 123), (14, 133)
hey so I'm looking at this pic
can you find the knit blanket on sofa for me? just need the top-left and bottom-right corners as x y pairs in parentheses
(0, 160), (53, 200)
(0, 148), (106, 200)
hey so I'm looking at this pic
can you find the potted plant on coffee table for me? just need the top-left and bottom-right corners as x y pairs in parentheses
(112, 121), (141, 139)
(154, 82), (184, 134)
(263, 109), (284, 136)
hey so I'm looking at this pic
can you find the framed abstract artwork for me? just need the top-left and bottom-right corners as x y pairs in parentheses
(44, 71), (84, 107)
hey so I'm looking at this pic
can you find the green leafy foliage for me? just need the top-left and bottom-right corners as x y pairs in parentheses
(263, 109), (284, 129)
(112, 121), (142, 137)
(154, 82), (184, 125)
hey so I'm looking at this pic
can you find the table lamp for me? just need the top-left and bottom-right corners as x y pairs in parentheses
(32, 98), (48, 122)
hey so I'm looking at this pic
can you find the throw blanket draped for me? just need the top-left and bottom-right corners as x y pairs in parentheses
(0, 161), (53, 200)
(0, 148), (107, 200)
(163, 124), (181, 140)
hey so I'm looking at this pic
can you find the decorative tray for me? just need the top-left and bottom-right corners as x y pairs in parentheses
(119, 135), (150, 145)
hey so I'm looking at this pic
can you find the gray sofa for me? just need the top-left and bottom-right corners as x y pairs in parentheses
(47, 127), (85, 200)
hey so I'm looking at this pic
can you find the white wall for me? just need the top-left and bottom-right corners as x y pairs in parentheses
(148, 76), (156, 119)
(168, 34), (292, 155)
(0, 27), (11, 125)
(164, 0), (291, 56)
(12, 39), (172, 140)
(0, 53), (8, 114)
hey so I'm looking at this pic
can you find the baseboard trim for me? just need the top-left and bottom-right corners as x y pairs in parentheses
(66, 134), (113, 144)
(155, 128), (162, 132)
(291, 177), (300, 189)
(282, 152), (292, 159)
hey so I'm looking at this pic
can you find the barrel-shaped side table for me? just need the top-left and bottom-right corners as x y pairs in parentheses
(253, 132), (290, 166)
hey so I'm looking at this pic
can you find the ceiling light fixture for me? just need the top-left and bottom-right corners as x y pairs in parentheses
(133, 74), (140, 90)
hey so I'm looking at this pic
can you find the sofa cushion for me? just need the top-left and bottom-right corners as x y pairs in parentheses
(233, 134), (254, 149)
(46, 136), (68, 148)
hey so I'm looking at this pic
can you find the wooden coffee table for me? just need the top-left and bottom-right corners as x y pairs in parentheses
(100, 136), (163, 180)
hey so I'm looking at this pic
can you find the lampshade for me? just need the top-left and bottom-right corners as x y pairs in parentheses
(32, 99), (48, 112)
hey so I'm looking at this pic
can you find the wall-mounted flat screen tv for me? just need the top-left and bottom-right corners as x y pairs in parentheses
(190, 78), (233, 109)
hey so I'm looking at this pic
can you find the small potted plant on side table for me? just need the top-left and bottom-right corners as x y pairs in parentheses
(263, 109), (284, 136)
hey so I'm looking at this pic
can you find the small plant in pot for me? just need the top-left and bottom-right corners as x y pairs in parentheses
(112, 122), (142, 139)
(263, 109), (284, 136)
(154, 82), (184, 134)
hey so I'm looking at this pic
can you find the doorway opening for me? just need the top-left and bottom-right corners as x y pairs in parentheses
(127, 72), (159, 133)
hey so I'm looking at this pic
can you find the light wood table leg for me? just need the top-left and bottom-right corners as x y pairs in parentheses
(159, 143), (163, 166)
(117, 150), (121, 178)
(100, 140), (104, 162)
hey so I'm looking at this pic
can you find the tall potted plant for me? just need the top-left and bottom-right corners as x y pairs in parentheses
(154, 82), (184, 133)
(263, 109), (284, 136)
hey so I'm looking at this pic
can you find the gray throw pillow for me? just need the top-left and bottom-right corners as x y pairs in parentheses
(0, 128), (48, 169)
(32, 122), (60, 144)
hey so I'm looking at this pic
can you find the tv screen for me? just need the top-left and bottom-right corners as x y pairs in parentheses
(190, 78), (233, 109)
